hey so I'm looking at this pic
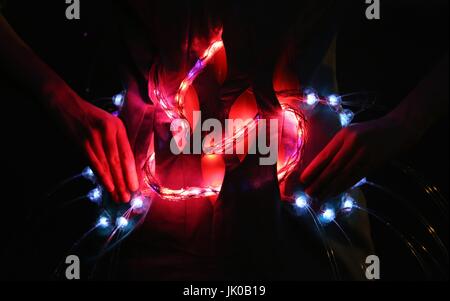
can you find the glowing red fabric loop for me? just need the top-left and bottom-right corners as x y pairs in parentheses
(143, 35), (308, 200)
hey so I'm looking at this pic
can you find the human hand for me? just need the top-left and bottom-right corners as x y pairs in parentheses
(300, 116), (417, 201)
(49, 89), (138, 202)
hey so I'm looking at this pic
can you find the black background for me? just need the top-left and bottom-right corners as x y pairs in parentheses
(0, 0), (448, 281)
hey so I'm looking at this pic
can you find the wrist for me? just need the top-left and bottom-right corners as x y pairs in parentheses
(42, 80), (88, 121)
(41, 79), (74, 106)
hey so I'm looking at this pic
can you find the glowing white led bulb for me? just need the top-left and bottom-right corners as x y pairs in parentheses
(82, 167), (96, 183)
(112, 92), (125, 107)
(116, 217), (129, 229)
(328, 95), (341, 107)
(295, 194), (310, 209)
(87, 187), (102, 204)
(97, 216), (109, 228)
(341, 194), (356, 212)
(131, 196), (144, 210)
(306, 93), (319, 106)
(340, 109), (355, 127)
(321, 208), (336, 223)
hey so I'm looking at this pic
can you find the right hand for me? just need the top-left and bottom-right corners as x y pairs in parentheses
(49, 89), (139, 203)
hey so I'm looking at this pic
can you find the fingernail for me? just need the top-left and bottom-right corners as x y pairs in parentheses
(299, 174), (306, 184)
(112, 191), (119, 203)
(107, 185), (115, 194)
(122, 192), (131, 203)
(130, 181), (139, 192)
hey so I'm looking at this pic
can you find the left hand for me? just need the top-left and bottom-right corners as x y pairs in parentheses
(300, 116), (417, 201)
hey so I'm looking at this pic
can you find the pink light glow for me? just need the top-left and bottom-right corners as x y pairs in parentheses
(144, 32), (310, 201)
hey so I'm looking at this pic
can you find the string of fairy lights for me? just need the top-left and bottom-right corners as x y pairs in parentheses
(79, 35), (359, 234)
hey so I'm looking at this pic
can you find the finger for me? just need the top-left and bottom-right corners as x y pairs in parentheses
(305, 140), (357, 198)
(323, 149), (369, 199)
(117, 125), (139, 192)
(103, 128), (130, 203)
(89, 131), (115, 193)
(300, 131), (345, 185)
(84, 139), (115, 192)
